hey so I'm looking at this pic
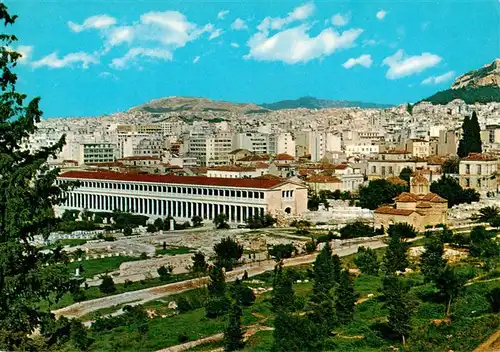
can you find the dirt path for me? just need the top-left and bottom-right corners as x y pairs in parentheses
(473, 330), (500, 352)
(54, 239), (391, 319)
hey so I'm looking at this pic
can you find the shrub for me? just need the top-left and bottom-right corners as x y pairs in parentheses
(205, 296), (231, 318)
(354, 246), (379, 275)
(340, 221), (378, 239)
(176, 297), (192, 313)
(178, 333), (189, 343)
(99, 275), (116, 294)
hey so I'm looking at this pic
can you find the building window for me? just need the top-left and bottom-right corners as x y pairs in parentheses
(260, 192), (264, 199)
(477, 179), (481, 187)
(465, 178), (470, 187)
(225, 190), (230, 197)
(236, 191), (241, 198)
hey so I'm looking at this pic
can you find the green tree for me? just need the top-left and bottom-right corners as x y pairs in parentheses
(191, 215), (203, 227)
(354, 246), (379, 275)
(430, 175), (480, 208)
(457, 111), (482, 158)
(268, 243), (295, 262)
(70, 319), (93, 351)
(123, 226), (132, 236)
(191, 251), (207, 274)
(205, 265), (230, 318)
(214, 213), (230, 229)
(230, 278), (255, 306)
(399, 167), (413, 184)
(339, 221), (378, 239)
(153, 218), (164, 230)
(214, 237), (243, 271)
(335, 270), (357, 325)
(146, 224), (157, 233)
(331, 254), (342, 285)
(442, 157), (460, 174)
(312, 243), (336, 294)
(383, 275), (416, 346)
(473, 205), (500, 223)
(420, 233), (446, 283)
(99, 275), (116, 294)
(223, 302), (245, 351)
(435, 266), (468, 316)
(383, 234), (409, 274)
(358, 179), (407, 210)
(387, 223), (417, 241)
(157, 265), (173, 281)
(0, 7), (80, 349)
(271, 264), (295, 312)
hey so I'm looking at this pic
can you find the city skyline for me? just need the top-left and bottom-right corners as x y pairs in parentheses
(8, 0), (499, 117)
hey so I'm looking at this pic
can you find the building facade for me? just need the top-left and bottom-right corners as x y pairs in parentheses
(459, 153), (499, 194)
(56, 171), (308, 223)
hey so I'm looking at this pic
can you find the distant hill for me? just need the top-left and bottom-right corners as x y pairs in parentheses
(422, 59), (500, 105)
(129, 96), (269, 114)
(261, 96), (393, 110)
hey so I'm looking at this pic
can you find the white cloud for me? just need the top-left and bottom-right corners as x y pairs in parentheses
(421, 70), (455, 85)
(68, 15), (117, 32)
(382, 49), (442, 79)
(343, 54), (372, 69)
(230, 42), (240, 48)
(32, 51), (99, 69)
(193, 56), (200, 63)
(105, 26), (135, 47)
(257, 2), (315, 32)
(231, 18), (248, 30)
(376, 10), (387, 20)
(246, 25), (363, 64)
(99, 71), (118, 80)
(209, 28), (224, 40)
(217, 10), (229, 20)
(110, 47), (172, 69)
(331, 13), (350, 27)
(15, 45), (33, 64)
(362, 39), (378, 47)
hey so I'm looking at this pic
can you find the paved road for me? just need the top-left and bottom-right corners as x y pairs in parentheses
(54, 238), (389, 319)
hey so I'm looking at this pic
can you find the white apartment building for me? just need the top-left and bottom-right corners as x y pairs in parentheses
(233, 132), (269, 154)
(187, 131), (233, 166)
(207, 165), (265, 179)
(459, 153), (498, 194)
(296, 131), (341, 162)
(79, 143), (117, 164)
(344, 143), (379, 157)
(56, 171), (308, 222)
(269, 132), (296, 157)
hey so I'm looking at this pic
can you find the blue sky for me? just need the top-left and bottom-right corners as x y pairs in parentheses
(6, 0), (500, 117)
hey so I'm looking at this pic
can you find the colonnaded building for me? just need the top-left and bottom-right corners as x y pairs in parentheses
(56, 171), (308, 223)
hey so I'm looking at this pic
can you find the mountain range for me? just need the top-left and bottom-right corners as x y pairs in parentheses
(130, 59), (499, 114)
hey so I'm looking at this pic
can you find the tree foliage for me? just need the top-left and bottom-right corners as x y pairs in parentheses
(214, 213), (230, 229)
(339, 221), (382, 239)
(435, 266), (468, 316)
(223, 302), (245, 351)
(0, 6), (81, 349)
(420, 233), (446, 283)
(383, 235), (409, 274)
(205, 265), (230, 318)
(312, 243), (336, 294)
(442, 157), (460, 174)
(354, 246), (379, 275)
(457, 111), (482, 158)
(230, 278), (255, 307)
(99, 275), (116, 294)
(359, 179), (408, 210)
(213, 237), (243, 271)
(430, 175), (480, 208)
(335, 270), (357, 325)
(246, 213), (276, 229)
(268, 243), (296, 262)
(399, 167), (413, 184)
(387, 223), (417, 241)
(191, 251), (208, 274)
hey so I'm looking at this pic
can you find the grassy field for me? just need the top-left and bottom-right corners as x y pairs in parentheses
(155, 246), (193, 256)
(67, 256), (140, 279)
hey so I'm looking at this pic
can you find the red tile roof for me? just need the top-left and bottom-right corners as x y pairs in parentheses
(374, 207), (420, 216)
(208, 165), (256, 172)
(237, 154), (270, 162)
(274, 153), (295, 161)
(307, 175), (342, 183)
(462, 153), (498, 161)
(120, 156), (161, 161)
(58, 170), (285, 189)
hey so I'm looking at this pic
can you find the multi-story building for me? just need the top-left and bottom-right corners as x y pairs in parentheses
(367, 150), (427, 180)
(233, 132), (269, 154)
(406, 139), (430, 158)
(344, 143), (379, 157)
(187, 131), (233, 166)
(459, 153), (498, 194)
(269, 132), (296, 157)
(79, 143), (117, 164)
(56, 171), (308, 222)
(295, 130), (341, 161)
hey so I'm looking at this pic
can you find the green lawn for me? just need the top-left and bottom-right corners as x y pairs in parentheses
(155, 246), (193, 256)
(67, 256), (139, 278)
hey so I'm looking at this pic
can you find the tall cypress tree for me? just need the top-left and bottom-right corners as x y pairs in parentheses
(335, 270), (357, 325)
(223, 302), (245, 351)
(0, 5), (79, 350)
(457, 112), (482, 158)
(312, 243), (335, 295)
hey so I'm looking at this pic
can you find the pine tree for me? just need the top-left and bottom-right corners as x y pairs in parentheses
(0, 5), (80, 349)
(383, 275), (416, 346)
(335, 270), (357, 325)
(383, 235), (409, 274)
(420, 234), (446, 283)
(457, 112), (482, 158)
(205, 265), (230, 318)
(435, 266), (467, 316)
(354, 246), (379, 275)
(223, 302), (245, 351)
(271, 263), (295, 312)
(332, 254), (342, 284)
(312, 243), (335, 294)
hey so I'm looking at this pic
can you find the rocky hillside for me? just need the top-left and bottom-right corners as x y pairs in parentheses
(451, 59), (500, 89)
(261, 96), (393, 110)
(129, 96), (269, 114)
(422, 59), (500, 105)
